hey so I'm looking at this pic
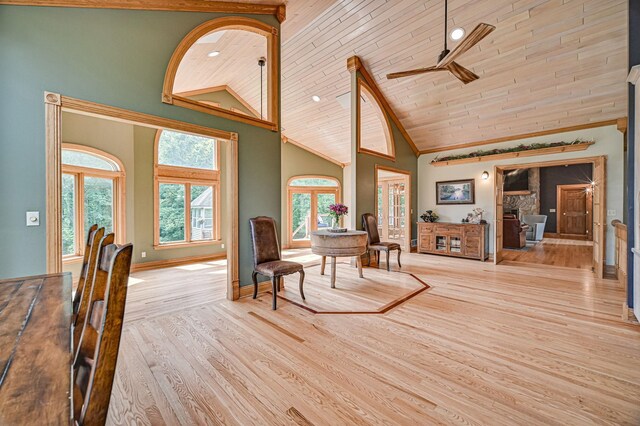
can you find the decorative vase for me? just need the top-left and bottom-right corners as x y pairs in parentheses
(332, 216), (339, 229)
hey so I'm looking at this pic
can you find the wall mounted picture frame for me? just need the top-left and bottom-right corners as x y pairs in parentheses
(436, 179), (475, 205)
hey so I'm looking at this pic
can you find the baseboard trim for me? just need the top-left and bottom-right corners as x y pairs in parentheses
(622, 303), (639, 324)
(131, 253), (226, 272)
(543, 232), (590, 241)
(239, 280), (278, 298)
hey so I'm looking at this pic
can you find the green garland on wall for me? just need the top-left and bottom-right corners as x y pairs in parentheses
(431, 139), (593, 164)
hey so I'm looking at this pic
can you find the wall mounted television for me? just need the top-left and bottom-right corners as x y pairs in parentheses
(504, 169), (529, 192)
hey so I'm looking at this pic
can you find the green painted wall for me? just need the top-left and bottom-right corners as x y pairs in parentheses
(61, 112), (136, 280)
(354, 74), (418, 238)
(280, 142), (344, 247)
(188, 90), (256, 117)
(0, 6), (280, 286)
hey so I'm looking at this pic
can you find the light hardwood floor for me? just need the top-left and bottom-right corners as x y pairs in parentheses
(108, 251), (640, 425)
(502, 238), (594, 270)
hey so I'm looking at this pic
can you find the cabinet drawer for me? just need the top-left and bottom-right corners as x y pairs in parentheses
(464, 226), (481, 236)
(419, 224), (435, 235)
(435, 224), (457, 233)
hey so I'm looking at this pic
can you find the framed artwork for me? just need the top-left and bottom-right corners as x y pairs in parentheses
(436, 179), (475, 205)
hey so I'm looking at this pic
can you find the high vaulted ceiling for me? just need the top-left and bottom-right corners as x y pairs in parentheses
(200, 0), (628, 164)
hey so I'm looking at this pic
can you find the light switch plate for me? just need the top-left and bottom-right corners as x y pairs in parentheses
(607, 209), (616, 216)
(549, 208), (556, 213)
(26, 211), (39, 226)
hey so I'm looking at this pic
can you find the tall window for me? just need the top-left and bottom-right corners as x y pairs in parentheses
(155, 130), (220, 247)
(61, 145), (125, 258)
(287, 176), (341, 248)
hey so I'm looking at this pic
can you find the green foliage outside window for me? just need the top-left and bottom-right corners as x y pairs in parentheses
(158, 130), (216, 170)
(84, 177), (113, 235)
(62, 174), (76, 255)
(159, 183), (185, 243)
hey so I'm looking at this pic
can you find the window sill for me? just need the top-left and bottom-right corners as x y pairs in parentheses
(63, 255), (84, 263)
(154, 240), (223, 250)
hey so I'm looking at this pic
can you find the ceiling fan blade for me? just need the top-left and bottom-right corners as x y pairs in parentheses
(447, 61), (479, 84)
(386, 66), (446, 79)
(437, 23), (495, 68)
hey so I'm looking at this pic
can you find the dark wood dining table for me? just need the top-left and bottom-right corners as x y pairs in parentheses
(0, 272), (72, 425)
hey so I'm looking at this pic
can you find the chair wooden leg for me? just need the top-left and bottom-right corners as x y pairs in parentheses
(271, 276), (278, 310)
(397, 248), (402, 268)
(376, 251), (380, 267)
(320, 256), (326, 275)
(252, 271), (258, 299)
(299, 270), (305, 300)
(366, 250), (371, 266)
(277, 277), (281, 292)
(356, 256), (363, 278)
(386, 250), (390, 271)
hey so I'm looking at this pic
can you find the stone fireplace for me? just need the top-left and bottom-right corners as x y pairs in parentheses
(503, 168), (540, 219)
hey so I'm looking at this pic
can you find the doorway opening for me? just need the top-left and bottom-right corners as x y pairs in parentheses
(375, 166), (411, 252)
(287, 176), (341, 248)
(495, 157), (605, 276)
(45, 93), (239, 300)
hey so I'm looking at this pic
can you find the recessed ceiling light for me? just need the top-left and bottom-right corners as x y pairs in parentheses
(207, 50), (220, 57)
(450, 27), (465, 41)
(311, 95), (321, 102)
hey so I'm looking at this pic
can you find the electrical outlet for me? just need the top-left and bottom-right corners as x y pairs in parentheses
(221, 244), (225, 249)
(141, 251), (146, 258)
(607, 209), (616, 216)
(26, 211), (39, 226)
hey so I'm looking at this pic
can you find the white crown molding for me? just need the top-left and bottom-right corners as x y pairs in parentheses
(628, 65), (640, 85)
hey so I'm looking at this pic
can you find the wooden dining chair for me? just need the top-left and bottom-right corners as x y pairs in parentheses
(73, 241), (133, 426)
(249, 216), (305, 310)
(73, 232), (114, 352)
(72, 225), (103, 322)
(362, 213), (402, 271)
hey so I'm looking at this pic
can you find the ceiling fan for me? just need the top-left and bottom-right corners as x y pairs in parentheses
(387, 0), (495, 84)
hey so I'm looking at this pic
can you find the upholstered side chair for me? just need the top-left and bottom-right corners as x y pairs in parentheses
(249, 216), (305, 310)
(361, 213), (402, 271)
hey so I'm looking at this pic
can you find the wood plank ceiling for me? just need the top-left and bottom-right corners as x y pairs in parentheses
(180, 0), (628, 164)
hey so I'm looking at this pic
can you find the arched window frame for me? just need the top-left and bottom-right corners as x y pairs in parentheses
(153, 130), (222, 248)
(61, 143), (126, 260)
(287, 175), (341, 248)
(356, 78), (396, 160)
(162, 17), (279, 132)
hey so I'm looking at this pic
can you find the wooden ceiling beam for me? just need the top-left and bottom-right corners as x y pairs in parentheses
(419, 118), (625, 155)
(347, 56), (420, 157)
(0, 0), (287, 21)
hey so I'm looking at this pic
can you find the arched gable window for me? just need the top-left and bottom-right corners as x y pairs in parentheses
(287, 176), (341, 248)
(357, 80), (396, 160)
(154, 130), (221, 247)
(162, 17), (279, 131)
(61, 144), (125, 258)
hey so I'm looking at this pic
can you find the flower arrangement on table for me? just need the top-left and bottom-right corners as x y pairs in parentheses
(328, 203), (348, 232)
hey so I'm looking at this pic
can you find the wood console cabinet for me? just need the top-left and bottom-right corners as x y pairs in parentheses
(417, 222), (489, 261)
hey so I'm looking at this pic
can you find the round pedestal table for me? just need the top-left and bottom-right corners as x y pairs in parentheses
(310, 230), (368, 288)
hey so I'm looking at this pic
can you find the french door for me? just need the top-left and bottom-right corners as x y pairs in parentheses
(377, 179), (408, 251)
(289, 189), (338, 248)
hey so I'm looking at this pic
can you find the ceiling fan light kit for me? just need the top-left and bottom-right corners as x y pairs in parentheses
(387, 0), (495, 84)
